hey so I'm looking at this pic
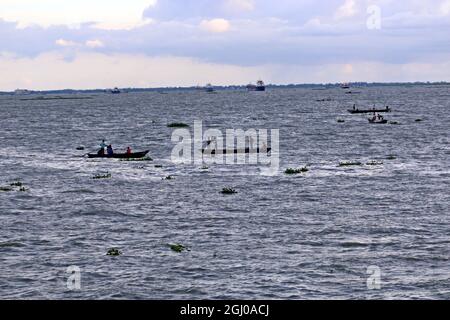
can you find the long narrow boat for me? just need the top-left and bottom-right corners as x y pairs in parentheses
(87, 150), (150, 159)
(202, 147), (271, 155)
(368, 119), (388, 124)
(348, 107), (391, 114)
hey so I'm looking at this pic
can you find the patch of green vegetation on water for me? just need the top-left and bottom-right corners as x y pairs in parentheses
(284, 167), (309, 175)
(221, 187), (237, 194)
(1, 181), (28, 192)
(106, 248), (122, 256)
(366, 160), (384, 166)
(93, 172), (112, 180)
(338, 161), (362, 167)
(169, 243), (189, 253)
(120, 156), (153, 162)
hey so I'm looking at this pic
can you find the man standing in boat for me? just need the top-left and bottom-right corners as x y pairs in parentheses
(98, 140), (107, 155)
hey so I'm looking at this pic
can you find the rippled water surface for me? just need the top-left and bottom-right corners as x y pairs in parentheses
(0, 86), (449, 299)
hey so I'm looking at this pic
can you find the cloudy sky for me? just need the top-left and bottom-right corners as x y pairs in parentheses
(1, 0), (450, 90)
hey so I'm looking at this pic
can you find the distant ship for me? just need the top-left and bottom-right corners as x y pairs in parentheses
(247, 80), (266, 91)
(341, 83), (350, 89)
(205, 83), (215, 93)
(110, 87), (121, 94)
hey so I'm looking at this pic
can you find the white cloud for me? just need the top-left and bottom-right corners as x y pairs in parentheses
(334, 0), (358, 20)
(0, 0), (157, 29)
(200, 18), (231, 33)
(440, 0), (450, 15)
(55, 39), (79, 47)
(85, 40), (105, 48)
(224, 0), (255, 12)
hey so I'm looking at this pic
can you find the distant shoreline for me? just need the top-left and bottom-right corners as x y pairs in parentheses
(1, 81), (449, 95)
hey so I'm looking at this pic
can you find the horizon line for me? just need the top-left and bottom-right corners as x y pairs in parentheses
(2, 80), (450, 94)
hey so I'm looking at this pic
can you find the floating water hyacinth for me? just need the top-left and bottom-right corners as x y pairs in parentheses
(284, 167), (309, 175)
(167, 122), (189, 128)
(1, 181), (28, 192)
(169, 243), (189, 253)
(106, 248), (122, 256)
(221, 187), (237, 194)
(338, 161), (362, 167)
(93, 172), (112, 179)
(366, 160), (384, 166)
(120, 156), (153, 162)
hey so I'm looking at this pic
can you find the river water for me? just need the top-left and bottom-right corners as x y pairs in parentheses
(0, 85), (449, 299)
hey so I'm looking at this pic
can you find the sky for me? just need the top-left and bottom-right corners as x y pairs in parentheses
(0, 0), (450, 90)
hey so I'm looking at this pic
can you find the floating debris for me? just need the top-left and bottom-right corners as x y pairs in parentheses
(337, 119), (345, 123)
(163, 175), (174, 180)
(389, 121), (400, 125)
(339, 161), (362, 167)
(386, 155), (397, 160)
(284, 167), (309, 175)
(221, 187), (237, 194)
(169, 243), (189, 253)
(120, 156), (153, 162)
(415, 119), (423, 122)
(76, 146), (85, 151)
(201, 166), (209, 170)
(366, 160), (384, 166)
(155, 165), (163, 168)
(106, 248), (122, 256)
(167, 122), (189, 128)
(1, 181), (27, 192)
(93, 172), (112, 179)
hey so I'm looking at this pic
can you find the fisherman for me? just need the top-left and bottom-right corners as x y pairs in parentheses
(98, 139), (107, 155)
(126, 146), (132, 155)
(107, 145), (114, 156)
(353, 104), (356, 111)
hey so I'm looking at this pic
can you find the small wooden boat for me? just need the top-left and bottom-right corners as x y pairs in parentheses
(348, 107), (391, 114)
(87, 150), (150, 159)
(368, 119), (388, 124)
